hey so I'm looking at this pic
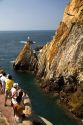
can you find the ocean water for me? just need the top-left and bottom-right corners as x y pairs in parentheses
(0, 31), (80, 125)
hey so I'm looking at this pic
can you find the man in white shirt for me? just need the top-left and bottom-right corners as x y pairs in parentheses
(0, 72), (6, 93)
(11, 83), (18, 105)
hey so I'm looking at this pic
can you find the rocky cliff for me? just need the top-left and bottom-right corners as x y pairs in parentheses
(37, 0), (83, 81)
(13, 42), (37, 72)
(14, 0), (83, 119)
(14, 0), (83, 81)
(33, 0), (83, 96)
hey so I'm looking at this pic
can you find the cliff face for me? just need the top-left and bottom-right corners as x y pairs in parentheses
(37, 0), (83, 82)
(14, 0), (83, 85)
(13, 0), (83, 119)
(13, 0), (83, 86)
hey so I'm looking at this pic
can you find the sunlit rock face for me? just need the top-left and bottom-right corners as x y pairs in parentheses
(14, 0), (83, 83)
(13, 43), (37, 72)
(13, 0), (83, 118)
(37, 0), (83, 82)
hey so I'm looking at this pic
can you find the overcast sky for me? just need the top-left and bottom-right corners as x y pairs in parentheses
(0, 0), (69, 31)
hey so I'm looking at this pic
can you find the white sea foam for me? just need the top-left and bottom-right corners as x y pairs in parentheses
(19, 40), (36, 44)
(33, 41), (36, 43)
(19, 41), (27, 44)
(10, 60), (15, 64)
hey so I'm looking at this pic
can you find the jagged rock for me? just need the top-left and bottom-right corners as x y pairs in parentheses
(40, 75), (65, 93)
(13, 43), (37, 72)
(35, 45), (43, 52)
(37, 0), (83, 82)
(73, 104), (83, 118)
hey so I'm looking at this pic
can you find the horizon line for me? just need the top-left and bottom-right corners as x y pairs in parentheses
(0, 29), (55, 32)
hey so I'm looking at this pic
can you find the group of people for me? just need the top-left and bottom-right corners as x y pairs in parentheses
(0, 71), (28, 123)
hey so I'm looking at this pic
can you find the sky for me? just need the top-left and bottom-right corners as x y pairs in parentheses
(0, 0), (69, 31)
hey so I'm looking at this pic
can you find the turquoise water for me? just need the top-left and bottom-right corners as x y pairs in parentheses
(0, 31), (79, 125)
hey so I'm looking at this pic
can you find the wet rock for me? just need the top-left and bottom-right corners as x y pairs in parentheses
(72, 104), (83, 118)
(40, 75), (65, 93)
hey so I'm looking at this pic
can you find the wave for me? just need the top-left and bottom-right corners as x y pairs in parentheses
(10, 60), (15, 64)
(19, 41), (27, 44)
(33, 41), (36, 44)
(19, 41), (36, 44)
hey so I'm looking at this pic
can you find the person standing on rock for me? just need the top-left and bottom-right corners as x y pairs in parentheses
(0, 72), (7, 93)
(14, 96), (25, 123)
(4, 75), (14, 106)
(11, 83), (18, 106)
(27, 36), (34, 45)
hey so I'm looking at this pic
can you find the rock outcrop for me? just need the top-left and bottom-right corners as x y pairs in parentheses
(13, 42), (37, 72)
